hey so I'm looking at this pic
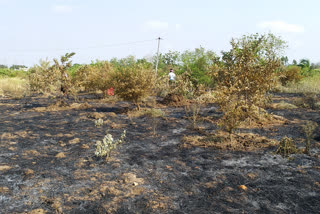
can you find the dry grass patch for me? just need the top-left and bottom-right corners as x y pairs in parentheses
(237, 112), (289, 130)
(294, 93), (320, 110)
(0, 165), (12, 171)
(276, 74), (320, 94)
(181, 131), (277, 151)
(127, 108), (165, 118)
(0, 77), (29, 97)
(269, 101), (298, 110)
(32, 101), (92, 112)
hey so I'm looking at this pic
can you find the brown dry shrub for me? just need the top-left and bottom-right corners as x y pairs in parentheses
(108, 64), (155, 110)
(181, 131), (276, 151)
(278, 65), (303, 86)
(73, 61), (113, 93)
(295, 93), (320, 110)
(274, 137), (300, 157)
(29, 53), (78, 97)
(212, 33), (285, 133)
(29, 59), (57, 94)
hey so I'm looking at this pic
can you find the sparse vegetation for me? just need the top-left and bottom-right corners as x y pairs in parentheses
(2, 33), (320, 213)
(275, 137), (300, 157)
(184, 101), (202, 129)
(95, 130), (126, 159)
(301, 121), (318, 154)
(295, 93), (320, 109)
(95, 118), (104, 127)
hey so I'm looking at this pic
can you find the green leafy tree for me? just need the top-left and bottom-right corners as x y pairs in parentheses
(298, 59), (310, 70)
(153, 51), (181, 76)
(10, 65), (27, 70)
(180, 47), (217, 88)
(298, 58), (311, 74)
(292, 59), (297, 65)
(281, 56), (289, 66)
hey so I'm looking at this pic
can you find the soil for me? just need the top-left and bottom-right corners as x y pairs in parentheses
(1, 93), (320, 214)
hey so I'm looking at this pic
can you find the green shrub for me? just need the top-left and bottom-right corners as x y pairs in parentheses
(0, 68), (28, 78)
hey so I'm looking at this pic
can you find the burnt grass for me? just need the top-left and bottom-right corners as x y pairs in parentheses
(1, 93), (320, 214)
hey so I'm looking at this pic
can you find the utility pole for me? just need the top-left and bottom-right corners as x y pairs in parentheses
(155, 37), (162, 76)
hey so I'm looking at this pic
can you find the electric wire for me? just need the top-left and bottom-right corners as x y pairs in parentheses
(7, 39), (157, 53)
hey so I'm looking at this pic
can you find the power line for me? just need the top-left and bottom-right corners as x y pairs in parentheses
(7, 39), (156, 53)
(155, 37), (163, 75)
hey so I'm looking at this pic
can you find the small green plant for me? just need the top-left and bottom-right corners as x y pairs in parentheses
(302, 121), (318, 154)
(274, 137), (300, 157)
(95, 130), (126, 159)
(94, 118), (104, 127)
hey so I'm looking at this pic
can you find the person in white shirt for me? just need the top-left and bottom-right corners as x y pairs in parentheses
(169, 68), (176, 82)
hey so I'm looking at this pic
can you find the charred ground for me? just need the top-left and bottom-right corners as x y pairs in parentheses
(1, 93), (320, 214)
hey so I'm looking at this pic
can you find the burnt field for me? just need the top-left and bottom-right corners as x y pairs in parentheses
(1, 93), (320, 214)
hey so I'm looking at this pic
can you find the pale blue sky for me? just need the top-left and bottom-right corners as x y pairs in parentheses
(0, 0), (319, 66)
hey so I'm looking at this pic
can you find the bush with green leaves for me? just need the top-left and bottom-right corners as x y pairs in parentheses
(213, 33), (286, 133)
(155, 48), (217, 90)
(179, 47), (217, 88)
(0, 68), (28, 78)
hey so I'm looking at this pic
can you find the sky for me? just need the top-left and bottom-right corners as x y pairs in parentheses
(0, 0), (319, 67)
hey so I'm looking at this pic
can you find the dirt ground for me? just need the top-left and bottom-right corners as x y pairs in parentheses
(1, 93), (320, 214)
